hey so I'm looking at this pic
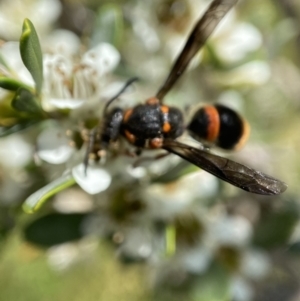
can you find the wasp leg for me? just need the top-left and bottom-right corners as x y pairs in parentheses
(84, 127), (98, 176)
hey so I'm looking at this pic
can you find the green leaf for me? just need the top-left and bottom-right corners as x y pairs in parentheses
(0, 94), (21, 119)
(23, 173), (76, 214)
(11, 87), (43, 114)
(0, 52), (11, 71)
(288, 241), (300, 254)
(24, 213), (87, 247)
(165, 224), (176, 257)
(92, 4), (124, 47)
(191, 262), (231, 301)
(0, 120), (40, 137)
(19, 18), (43, 95)
(253, 201), (299, 249)
(0, 77), (32, 91)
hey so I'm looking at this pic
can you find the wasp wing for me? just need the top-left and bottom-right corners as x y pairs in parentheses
(163, 140), (287, 195)
(156, 0), (238, 101)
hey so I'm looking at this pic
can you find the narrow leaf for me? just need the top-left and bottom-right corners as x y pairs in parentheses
(0, 52), (11, 71)
(0, 77), (33, 91)
(19, 19), (43, 94)
(0, 120), (40, 137)
(24, 213), (87, 247)
(253, 204), (298, 249)
(11, 87), (43, 114)
(191, 262), (231, 301)
(165, 224), (176, 257)
(23, 173), (76, 214)
(92, 4), (124, 47)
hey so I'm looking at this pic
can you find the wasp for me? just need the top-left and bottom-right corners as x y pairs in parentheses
(85, 0), (287, 195)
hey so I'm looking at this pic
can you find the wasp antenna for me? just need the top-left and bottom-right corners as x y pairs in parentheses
(103, 77), (139, 117)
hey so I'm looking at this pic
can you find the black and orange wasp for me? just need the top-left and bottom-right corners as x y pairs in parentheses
(85, 0), (287, 195)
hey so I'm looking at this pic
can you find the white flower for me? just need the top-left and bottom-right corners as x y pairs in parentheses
(81, 43), (120, 76)
(214, 22), (263, 64)
(228, 61), (271, 86)
(43, 30), (81, 57)
(240, 249), (271, 280)
(208, 213), (253, 248)
(116, 227), (153, 261)
(46, 238), (98, 271)
(42, 40), (121, 110)
(180, 245), (212, 274)
(0, 29), (122, 194)
(144, 169), (218, 219)
(230, 276), (254, 301)
(0, 134), (32, 168)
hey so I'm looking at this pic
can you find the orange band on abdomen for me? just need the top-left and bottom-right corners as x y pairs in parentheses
(205, 105), (220, 142)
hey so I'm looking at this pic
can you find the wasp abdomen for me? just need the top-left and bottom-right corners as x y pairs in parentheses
(187, 104), (249, 150)
(163, 106), (185, 138)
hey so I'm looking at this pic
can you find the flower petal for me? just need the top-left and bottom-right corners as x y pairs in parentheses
(0, 42), (34, 86)
(241, 249), (271, 280)
(37, 127), (74, 164)
(82, 43), (120, 75)
(72, 164), (111, 195)
(44, 29), (81, 57)
(117, 227), (153, 261)
(211, 215), (252, 247)
(47, 97), (84, 109)
(230, 276), (253, 301)
(0, 134), (32, 168)
(181, 247), (212, 274)
(216, 22), (262, 63)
